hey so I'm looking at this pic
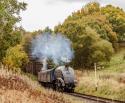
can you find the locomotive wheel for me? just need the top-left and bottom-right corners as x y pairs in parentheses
(55, 79), (64, 92)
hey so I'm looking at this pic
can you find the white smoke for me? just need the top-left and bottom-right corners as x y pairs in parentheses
(31, 33), (74, 66)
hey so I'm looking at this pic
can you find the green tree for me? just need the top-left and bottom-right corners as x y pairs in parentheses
(43, 26), (53, 33)
(73, 27), (114, 68)
(0, 0), (26, 61)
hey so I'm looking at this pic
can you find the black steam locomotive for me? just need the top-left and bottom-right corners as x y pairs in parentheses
(38, 64), (77, 92)
(24, 57), (77, 92)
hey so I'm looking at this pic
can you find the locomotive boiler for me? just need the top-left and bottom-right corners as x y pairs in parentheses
(38, 64), (77, 92)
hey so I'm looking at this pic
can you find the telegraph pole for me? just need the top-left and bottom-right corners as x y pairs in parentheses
(94, 63), (98, 91)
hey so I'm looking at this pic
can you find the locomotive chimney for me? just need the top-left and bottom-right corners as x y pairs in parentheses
(65, 63), (69, 70)
(41, 58), (48, 71)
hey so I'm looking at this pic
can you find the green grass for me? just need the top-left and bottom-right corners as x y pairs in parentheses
(104, 49), (125, 72)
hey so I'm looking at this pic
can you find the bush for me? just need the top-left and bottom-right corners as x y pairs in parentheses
(3, 45), (28, 72)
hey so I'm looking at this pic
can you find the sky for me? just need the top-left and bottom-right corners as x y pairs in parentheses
(19, 0), (125, 31)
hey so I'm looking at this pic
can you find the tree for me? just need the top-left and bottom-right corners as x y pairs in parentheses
(3, 45), (28, 72)
(84, 2), (100, 14)
(43, 27), (53, 33)
(0, 0), (26, 61)
(55, 23), (114, 68)
(101, 5), (125, 41)
(55, 3), (117, 43)
(73, 27), (114, 68)
(55, 2), (115, 68)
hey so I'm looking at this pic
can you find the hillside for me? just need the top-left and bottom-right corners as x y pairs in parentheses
(75, 49), (125, 101)
(0, 67), (71, 103)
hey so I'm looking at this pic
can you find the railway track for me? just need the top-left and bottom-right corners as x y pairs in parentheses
(67, 92), (125, 103)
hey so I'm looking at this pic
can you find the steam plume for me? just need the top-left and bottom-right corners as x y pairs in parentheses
(31, 33), (74, 68)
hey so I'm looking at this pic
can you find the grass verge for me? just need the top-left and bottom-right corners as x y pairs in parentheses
(75, 50), (125, 101)
(0, 67), (72, 103)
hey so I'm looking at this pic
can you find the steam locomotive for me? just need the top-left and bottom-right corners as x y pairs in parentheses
(24, 57), (77, 92)
(38, 64), (77, 92)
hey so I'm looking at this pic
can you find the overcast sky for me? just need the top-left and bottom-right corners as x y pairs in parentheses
(19, 0), (125, 31)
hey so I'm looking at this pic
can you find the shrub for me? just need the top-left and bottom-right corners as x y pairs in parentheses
(3, 45), (28, 72)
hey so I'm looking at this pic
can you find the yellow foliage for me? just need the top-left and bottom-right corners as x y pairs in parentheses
(3, 45), (28, 72)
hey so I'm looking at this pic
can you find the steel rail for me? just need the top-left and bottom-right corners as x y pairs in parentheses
(67, 92), (125, 103)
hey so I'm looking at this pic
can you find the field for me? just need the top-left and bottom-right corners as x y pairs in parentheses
(75, 49), (125, 101)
